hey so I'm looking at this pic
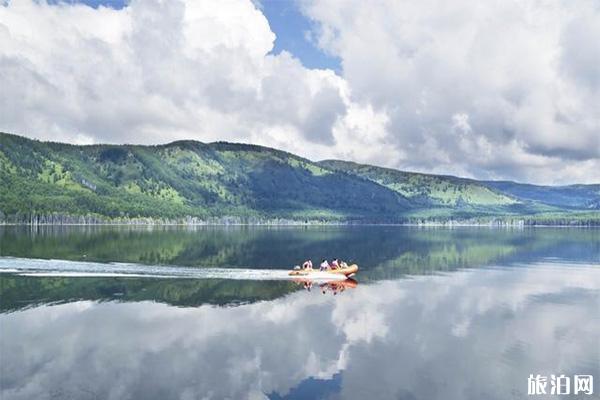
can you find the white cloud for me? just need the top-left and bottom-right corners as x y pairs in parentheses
(0, 0), (598, 183)
(300, 0), (600, 183)
(0, 0), (370, 151)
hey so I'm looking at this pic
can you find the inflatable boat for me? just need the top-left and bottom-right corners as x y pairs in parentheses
(288, 264), (358, 278)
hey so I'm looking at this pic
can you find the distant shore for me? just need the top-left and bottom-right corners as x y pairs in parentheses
(2, 208), (599, 227)
(1, 217), (599, 227)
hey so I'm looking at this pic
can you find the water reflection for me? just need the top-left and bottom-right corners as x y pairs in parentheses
(1, 227), (599, 399)
(2, 263), (598, 400)
(0, 226), (600, 280)
(293, 278), (358, 295)
(2, 226), (599, 277)
(0, 276), (300, 312)
(1, 227), (598, 311)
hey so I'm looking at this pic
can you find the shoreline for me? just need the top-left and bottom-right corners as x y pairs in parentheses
(1, 222), (598, 228)
(2, 212), (599, 228)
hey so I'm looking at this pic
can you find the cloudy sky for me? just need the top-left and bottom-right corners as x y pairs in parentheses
(0, 0), (599, 184)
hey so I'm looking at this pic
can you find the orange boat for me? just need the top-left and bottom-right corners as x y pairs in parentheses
(288, 264), (359, 278)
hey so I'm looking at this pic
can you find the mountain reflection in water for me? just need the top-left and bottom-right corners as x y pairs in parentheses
(1, 225), (598, 311)
(0, 226), (599, 400)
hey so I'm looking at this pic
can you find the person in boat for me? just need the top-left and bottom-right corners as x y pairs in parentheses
(340, 260), (348, 269)
(330, 258), (340, 270)
(302, 260), (313, 270)
(320, 259), (330, 271)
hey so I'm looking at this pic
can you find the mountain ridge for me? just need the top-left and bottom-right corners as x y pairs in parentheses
(1, 132), (598, 224)
(318, 159), (600, 211)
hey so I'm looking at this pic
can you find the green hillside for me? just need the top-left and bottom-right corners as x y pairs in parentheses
(0, 132), (598, 224)
(484, 181), (600, 209)
(318, 160), (599, 221)
(319, 160), (517, 207)
(0, 132), (410, 222)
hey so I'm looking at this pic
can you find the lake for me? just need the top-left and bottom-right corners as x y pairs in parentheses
(0, 226), (599, 399)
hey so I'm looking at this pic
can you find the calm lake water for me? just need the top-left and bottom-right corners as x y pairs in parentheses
(1, 226), (599, 400)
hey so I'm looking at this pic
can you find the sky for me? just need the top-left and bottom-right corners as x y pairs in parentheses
(0, 0), (599, 184)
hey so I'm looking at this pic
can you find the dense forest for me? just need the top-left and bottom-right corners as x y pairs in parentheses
(1, 132), (599, 225)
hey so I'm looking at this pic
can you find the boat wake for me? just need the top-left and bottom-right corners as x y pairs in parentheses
(0, 257), (347, 281)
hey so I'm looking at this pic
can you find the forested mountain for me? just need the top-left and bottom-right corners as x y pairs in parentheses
(319, 160), (520, 209)
(484, 181), (600, 209)
(0, 132), (409, 222)
(319, 160), (599, 222)
(1, 132), (598, 224)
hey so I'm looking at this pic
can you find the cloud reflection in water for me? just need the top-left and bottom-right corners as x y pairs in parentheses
(1, 263), (599, 400)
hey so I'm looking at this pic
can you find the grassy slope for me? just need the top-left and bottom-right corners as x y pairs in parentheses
(319, 160), (533, 215)
(484, 181), (600, 209)
(319, 160), (516, 206)
(318, 160), (600, 220)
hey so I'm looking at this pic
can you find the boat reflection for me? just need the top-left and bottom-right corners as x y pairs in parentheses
(293, 278), (358, 295)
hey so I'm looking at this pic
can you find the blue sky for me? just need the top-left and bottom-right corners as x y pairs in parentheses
(49, 0), (126, 8)
(259, 0), (340, 71)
